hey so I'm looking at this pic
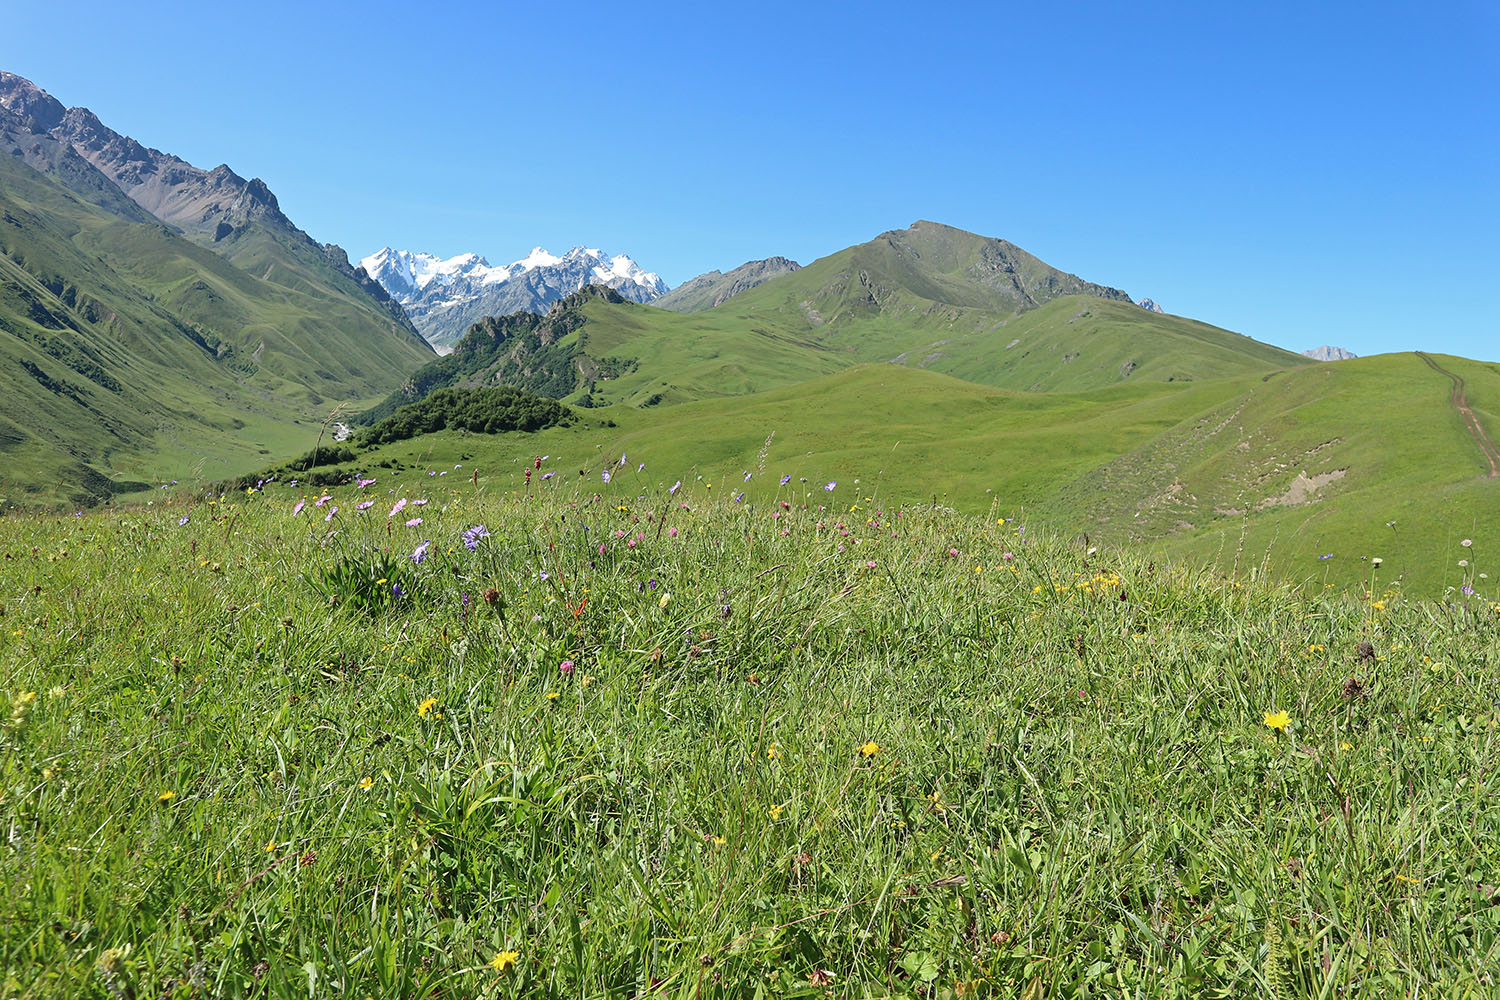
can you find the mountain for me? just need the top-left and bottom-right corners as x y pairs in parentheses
(0, 72), (433, 504)
(1137, 298), (1164, 313)
(651, 256), (802, 312)
(360, 222), (1309, 418)
(360, 244), (667, 351)
(1303, 345), (1357, 361)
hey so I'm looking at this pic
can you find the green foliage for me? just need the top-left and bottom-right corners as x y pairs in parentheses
(1, 478), (1497, 997)
(360, 387), (571, 446)
(304, 549), (416, 615)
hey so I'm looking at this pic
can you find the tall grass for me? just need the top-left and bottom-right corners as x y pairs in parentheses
(2, 467), (1497, 997)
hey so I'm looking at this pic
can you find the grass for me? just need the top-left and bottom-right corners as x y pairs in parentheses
(3, 470), (1499, 997)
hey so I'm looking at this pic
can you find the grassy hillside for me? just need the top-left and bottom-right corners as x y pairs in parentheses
(2, 484), (1495, 997)
(326, 356), (1500, 595)
(0, 151), (431, 503)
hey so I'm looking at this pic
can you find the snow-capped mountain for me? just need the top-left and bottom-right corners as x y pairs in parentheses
(359, 245), (668, 351)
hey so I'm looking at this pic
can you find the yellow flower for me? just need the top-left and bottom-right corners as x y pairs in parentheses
(1340, 742), (1353, 750)
(658, 593), (670, 609)
(1263, 710), (1292, 731)
(546, 691), (560, 701)
(157, 790), (176, 803)
(417, 697), (438, 718)
(766, 741), (781, 760)
(859, 741), (881, 757)
(489, 950), (519, 972)
(359, 776), (374, 790)
(768, 803), (784, 820)
(264, 840), (278, 853)
(711, 835), (727, 846)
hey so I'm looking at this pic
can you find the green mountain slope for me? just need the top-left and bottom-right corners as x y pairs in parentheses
(0, 147), (429, 505)
(365, 222), (1308, 419)
(650, 256), (802, 312)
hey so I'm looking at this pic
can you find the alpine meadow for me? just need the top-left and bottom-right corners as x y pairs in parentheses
(2, 15), (1499, 999)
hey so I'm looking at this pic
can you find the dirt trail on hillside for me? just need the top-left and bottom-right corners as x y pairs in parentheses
(1417, 352), (1500, 477)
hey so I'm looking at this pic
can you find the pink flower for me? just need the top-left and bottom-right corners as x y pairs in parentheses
(1002, 552), (1014, 560)
(292, 499), (306, 516)
(390, 498), (408, 518)
(668, 527), (678, 538)
(948, 548), (959, 557)
(560, 660), (575, 675)
(405, 517), (423, 527)
(627, 538), (637, 548)
(866, 560), (877, 569)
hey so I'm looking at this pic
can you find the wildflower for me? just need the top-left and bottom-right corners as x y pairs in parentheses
(541, 471), (554, 480)
(825, 481), (837, 491)
(359, 776), (374, 790)
(546, 691), (560, 702)
(358, 477), (375, 488)
(767, 741), (781, 759)
(859, 741), (881, 757)
(315, 494), (332, 507)
(356, 500), (374, 510)
(734, 492), (745, 503)
(405, 517), (422, 527)
(780, 474), (791, 485)
(323, 506), (338, 521)
(711, 835), (727, 846)
(1340, 742), (1353, 750)
(177, 515), (190, 526)
(743, 471), (752, 482)
(618, 452), (627, 466)
(292, 499), (306, 516)
(412, 498), (428, 506)
(1318, 553), (1333, 560)
(391, 582), (404, 598)
(390, 498), (408, 517)
(668, 527), (678, 538)
(1371, 557), (1383, 568)
(264, 840), (277, 853)
(462, 524), (491, 550)
(418, 697), (438, 718)
(490, 951), (519, 972)
(670, 480), (681, 495)
(1263, 710), (1292, 731)
(411, 540), (431, 563)
(560, 659), (575, 675)
(768, 803), (784, 820)
(157, 790), (176, 803)
(658, 593), (670, 609)
(1462, 538), (1473, 547)
(638, 462), (645, 472)
(601, 470), (612, 483)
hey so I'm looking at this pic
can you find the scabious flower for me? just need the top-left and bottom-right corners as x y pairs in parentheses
(601, 470), (612, 484)
(825, 481), (837, 492)
(357, 478), (375, 488)
(462, 525), (491, 551)
(356, 500), (374, 510)
(177, 515), (190, 526)
(405, 517), (423, 527)
(669, 480), (681, 495)
(390, 498), (408, 518)
(324, 506), (338, 521)
(412, 540), (431, 564)
(780, 474), (791, 485)
(541, 471), (555, 480)
(293, 499), (307, 516)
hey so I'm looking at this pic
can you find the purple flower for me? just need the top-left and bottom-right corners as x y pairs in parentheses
(601, 470), (612, 483)
(356, 500), (374, 510)
(638, 462), (645, 473)
(411, 499), (428, 506)
(177, 515), (190, 526)
(780, 474), (791, 485)
(618, 452), (627, 467)
(1463, 584), (1475, 596)
(405, 517), (423, 527)
(825, 481), (837, 491)
(292, 499), (306, 516)
(462, 524), (491, 551)
(315, 495), (333, 507)
(1318, 553), (1334, 560)
(541, 471), (555, 480)
(734, 492), (745, 502)
(743, 471), (752, 482)
(669, 480), (681, 495)
(324, 506), (338, 521)
(540, 571), (549, 581)
(392, 582), (404, 598)
(428, 471), (436, 476)
(390, 498), (407, 517)
(357, 478), (375, 488)
(411, 540), (431, 564)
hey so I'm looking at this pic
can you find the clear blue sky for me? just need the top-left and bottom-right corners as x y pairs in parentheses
(6, 1), (1497, 358)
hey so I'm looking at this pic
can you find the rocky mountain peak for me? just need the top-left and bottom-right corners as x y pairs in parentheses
(1137, 298), (1164, 313)
(1302, 345), (1357, 361)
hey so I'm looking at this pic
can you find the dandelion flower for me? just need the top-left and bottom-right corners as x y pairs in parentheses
(546, 691), (560, 702)
(264, 840), (278, 853)
(418, 697), (438, 718)
(359, 776), (374, 790)
(489, 951), (519, 972)
(1263, 710), (1291, 731)
(157, 790), (176, 803)
(859, 741), (881, 757)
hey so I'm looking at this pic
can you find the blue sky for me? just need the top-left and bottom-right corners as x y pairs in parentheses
(6, 1), (1497, 358)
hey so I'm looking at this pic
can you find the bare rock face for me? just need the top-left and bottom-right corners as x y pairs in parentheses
(1302, 346), (1357, 361)
(653, 257), (804, 313)
(1137, 298), (1164, 313)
